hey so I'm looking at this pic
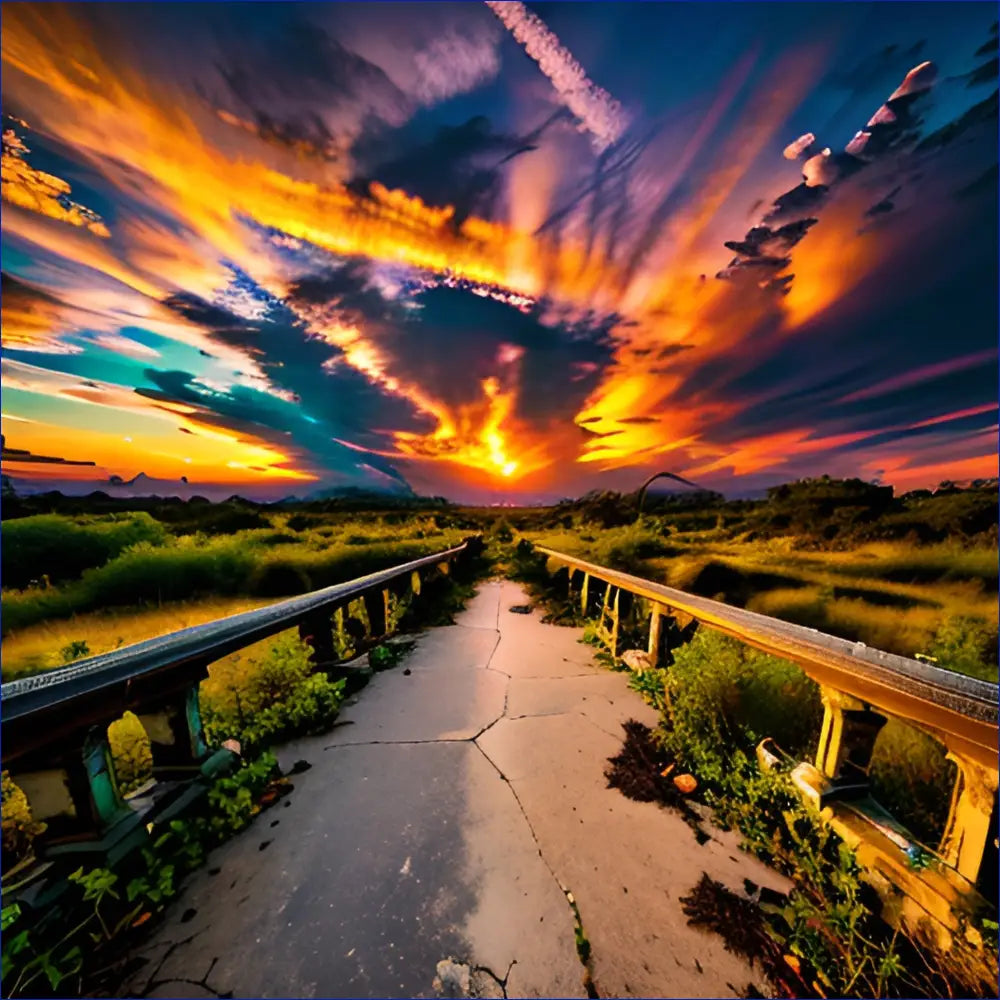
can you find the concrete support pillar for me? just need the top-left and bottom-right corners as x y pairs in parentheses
(938, 753), (999, 885)
(299, 610), (337, 666)
(815, 686), (887, 798)
(13, 727), (144, 860)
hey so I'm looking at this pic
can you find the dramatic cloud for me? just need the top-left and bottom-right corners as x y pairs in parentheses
(485, 0), (629, 151)
(1, 3), (995, 501)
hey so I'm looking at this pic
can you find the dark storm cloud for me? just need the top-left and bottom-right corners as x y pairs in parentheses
(283, 259), (616, 428)
(350, 112), (562, 226)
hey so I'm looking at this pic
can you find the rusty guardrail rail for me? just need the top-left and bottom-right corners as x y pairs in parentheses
(1, 538), (479, 882)
(535, 544), (999, 942)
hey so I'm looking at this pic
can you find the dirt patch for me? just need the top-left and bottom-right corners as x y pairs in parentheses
(603, 720), (708, 843)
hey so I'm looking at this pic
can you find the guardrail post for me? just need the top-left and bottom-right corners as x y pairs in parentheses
(364, 589), (390, 639)
(299, 611), (337, 666)
(648, 604), (664, 668)
(139, 685), (233, 781)
(938, 753), (999, 884)
(580, 573), (590, 616)
(13, 727), (145, 862)
(411, 570), (422, 596)
(815, 686), (887, 798)
(609, 587), (621, 655)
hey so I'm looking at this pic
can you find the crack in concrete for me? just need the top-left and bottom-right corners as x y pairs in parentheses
(470, 737), (600, 999)
(472, 958), (517, 999)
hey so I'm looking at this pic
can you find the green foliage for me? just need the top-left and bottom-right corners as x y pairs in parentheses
(1, 772), (45, 869)
(58, 640), (90, 664)
(629, 626), (998, 998)
(627, 668), (670, 712)
(107, 712), (153, 795)
(663, 628), (822, 776)
(1, 513), (167, 589)
(1, 528), (462, 635)
(869, 720), (956, 847)
(924, 615), (999, 681)
(201, 634), (345, 756)
(1, 752), (279, 999)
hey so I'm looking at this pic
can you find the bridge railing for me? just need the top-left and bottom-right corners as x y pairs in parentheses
(534, 544), (999, 942)
(1, 537), (480, 882)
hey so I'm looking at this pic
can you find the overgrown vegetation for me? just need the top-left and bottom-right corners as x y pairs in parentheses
(200, 633), (347, 757)
(2, 753), (281, 998)
(608, 630), (997, 998)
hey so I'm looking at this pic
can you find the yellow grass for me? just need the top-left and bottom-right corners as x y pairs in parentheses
(1, 596), (278, 679)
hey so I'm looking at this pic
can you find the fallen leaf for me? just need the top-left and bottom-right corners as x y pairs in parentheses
(673, 773), (698, 794)
(132, 912), (151, 928)
(783, 955), (801, 975)
(660, 763), (675, 778)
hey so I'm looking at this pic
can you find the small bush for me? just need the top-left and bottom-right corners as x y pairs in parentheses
(1, 772), (45, 868)
(107, 712), (153, 795)
(924, 615), (999, 681)
(663, 628), (822, 782)
(201, 634), (345, 756)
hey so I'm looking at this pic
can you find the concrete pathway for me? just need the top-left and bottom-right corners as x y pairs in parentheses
(123, 581), (782, 1000)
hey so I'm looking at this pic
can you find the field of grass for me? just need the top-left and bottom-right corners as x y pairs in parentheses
(0, 596), (277, 679)
(522, 522), (998, 679)
(1, 511), (466, 635)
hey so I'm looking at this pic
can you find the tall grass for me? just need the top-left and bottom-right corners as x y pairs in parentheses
(1, 512), (167, 588)
(0, 597), (276, 679)
(1, 527), (465, 636)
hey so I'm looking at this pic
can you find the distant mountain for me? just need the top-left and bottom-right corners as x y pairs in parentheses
(303, 483), (415, 502)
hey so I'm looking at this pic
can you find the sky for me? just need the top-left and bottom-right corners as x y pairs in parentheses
(1, 2), (997, 504)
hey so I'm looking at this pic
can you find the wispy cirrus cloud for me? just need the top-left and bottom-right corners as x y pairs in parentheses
(485, 0), (629, 151)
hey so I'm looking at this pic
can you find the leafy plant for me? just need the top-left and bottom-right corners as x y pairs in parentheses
(58, 640), (90, 664)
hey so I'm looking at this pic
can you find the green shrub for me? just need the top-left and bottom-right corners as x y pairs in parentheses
(1, 772), (45, 869)
(201, 634), (345, 755)
(1, 513), (167, 589)
(869, 720), (956, 847)
(107, 712), (153, 795)
(663, 628), (822, 782)
(924, 615), (999, 681)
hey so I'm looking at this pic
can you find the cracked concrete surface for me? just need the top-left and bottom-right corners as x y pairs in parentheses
(121, 581), (783, 999)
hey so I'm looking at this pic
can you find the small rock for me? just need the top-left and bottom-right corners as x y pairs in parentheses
(673, 773), (698, 794)
(621, 649), (652, 672)
(258, 840), (272, 851)
(508, 605), (532, 615)
(287, 759), (312, 775)
(433, 958), (471, 998)
(180, 907), (197, 924)
(403, 668), (412, 676)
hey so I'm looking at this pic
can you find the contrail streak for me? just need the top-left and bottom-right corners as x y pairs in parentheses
(485, 0), (629, 151)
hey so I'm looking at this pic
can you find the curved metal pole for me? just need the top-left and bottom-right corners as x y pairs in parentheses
(635, 470), (704, 519)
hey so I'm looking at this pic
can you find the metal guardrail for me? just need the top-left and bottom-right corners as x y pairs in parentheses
(1, 538), (478, 874)
(2, 540), (472, 761)
(536, 545), (998, 766)
(535, 543), (999, 939)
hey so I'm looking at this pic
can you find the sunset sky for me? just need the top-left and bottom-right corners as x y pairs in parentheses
(1, 2), (997, 503)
